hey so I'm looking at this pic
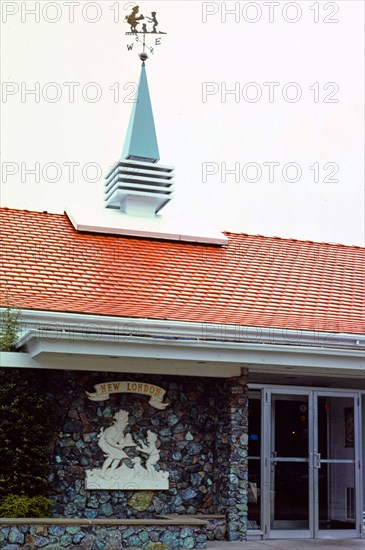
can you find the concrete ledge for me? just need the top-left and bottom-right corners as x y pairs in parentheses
(0, 516), (207, 526)
(157, 514), (227, 542)
(157, 514), (225, 520)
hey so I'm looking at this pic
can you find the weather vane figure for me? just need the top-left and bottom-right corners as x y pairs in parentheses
(148, 12), (158, 33)
(126, 5), (144, 33)
(125, 5), (167, 60)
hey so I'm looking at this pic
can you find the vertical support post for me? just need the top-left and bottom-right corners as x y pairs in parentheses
(214, 370), (249, 541)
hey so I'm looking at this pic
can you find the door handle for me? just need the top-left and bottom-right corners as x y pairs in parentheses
(271, 451), (277, 466)
(314, 452), (321, 469)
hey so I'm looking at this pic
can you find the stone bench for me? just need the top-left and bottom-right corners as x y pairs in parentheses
(0, 517), (208, 549)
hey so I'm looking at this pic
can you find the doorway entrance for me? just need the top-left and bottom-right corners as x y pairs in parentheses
(248, 387), (362, 539)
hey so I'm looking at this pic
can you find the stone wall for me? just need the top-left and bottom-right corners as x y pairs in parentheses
(0, 522), (206, 549)
(214, 375), (249, 541)
(44, 370), (248, 540)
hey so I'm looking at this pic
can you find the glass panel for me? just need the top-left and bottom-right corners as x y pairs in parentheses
(319, 462), (355, 529)
(271, 395), (309, 530)
(272, 462), (309, 528)
(248, 391), (261, 530)
(318, 396), (356, 530)
(274, 396), (309, 458)
(318, 397), (355, 460)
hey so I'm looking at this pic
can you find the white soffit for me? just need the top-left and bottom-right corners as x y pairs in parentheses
(14, 330), (365, 376)
(65, 203), (227, 245)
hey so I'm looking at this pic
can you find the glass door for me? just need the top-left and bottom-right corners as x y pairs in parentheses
(265, 391), (313, 538)
(314, 392), (361, 538)
(261, 387), (362, 539)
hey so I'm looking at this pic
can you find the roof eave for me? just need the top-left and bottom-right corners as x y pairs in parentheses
(2, 331), (364, 380)
(11, 308), (365, 351)
(2, 308), (363, 378)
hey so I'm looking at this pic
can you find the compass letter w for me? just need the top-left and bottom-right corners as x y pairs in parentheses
(127, 44), (134, 51)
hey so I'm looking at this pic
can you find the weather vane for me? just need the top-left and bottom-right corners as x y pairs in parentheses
(124, 5), (167, 61)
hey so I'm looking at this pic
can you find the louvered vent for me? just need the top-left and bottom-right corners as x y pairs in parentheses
(105, 159), (175, 216)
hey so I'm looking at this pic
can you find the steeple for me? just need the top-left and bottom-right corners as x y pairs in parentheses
(121, 61), (160, 163)
(66, 7), (226, 245)
(105, 51), (174, 217)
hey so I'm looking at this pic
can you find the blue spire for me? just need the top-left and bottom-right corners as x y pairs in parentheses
(121, 62), (160, 163)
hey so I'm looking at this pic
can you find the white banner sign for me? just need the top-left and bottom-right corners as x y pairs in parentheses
(86, 381), (169, 409)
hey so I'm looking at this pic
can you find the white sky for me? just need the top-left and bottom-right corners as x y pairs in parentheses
(1, 0), (364, 245)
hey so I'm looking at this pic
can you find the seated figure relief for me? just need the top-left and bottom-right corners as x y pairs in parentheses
(86, 409), (169, 490)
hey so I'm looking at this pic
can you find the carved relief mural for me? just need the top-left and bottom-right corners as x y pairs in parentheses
(85, 409), (169, 490)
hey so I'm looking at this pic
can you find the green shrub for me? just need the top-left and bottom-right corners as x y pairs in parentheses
(0, 368), (56, 498)
(0, 308), (57, 514)
(0, 307), (20, 351)
(0, 494), (52, 518)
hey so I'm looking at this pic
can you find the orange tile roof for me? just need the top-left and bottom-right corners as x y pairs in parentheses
(1, 208), (364, 334)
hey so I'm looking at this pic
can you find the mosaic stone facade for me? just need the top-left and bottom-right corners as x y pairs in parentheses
(214, 376), (249, 540)
(0, 523), (206, 549)
(42, 370), (248, 541)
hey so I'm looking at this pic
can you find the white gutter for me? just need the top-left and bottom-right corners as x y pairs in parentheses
(1, 309), (364, 378)
(1, 331), (364, 377)
(7, 309), (365, 350)
(16, 329), (365, 367)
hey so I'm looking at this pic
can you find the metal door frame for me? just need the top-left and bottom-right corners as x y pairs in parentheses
(252, 384), (363, 539)
(313, 390), (362, 539)
(262, 387), (314, 539)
